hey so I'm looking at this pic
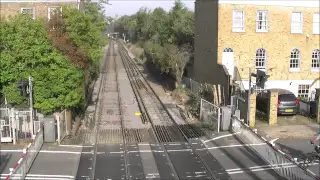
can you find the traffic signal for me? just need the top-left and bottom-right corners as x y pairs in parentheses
(17, 80), (29, 97)
(256, 70), (269, 89)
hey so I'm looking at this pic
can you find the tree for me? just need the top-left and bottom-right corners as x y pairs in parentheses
(0, 15), (84, 113)
(114, 0), (194, 85)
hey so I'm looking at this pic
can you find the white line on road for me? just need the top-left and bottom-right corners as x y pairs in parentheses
(198, 143), (266, 151)
(269, 138), (279, 145)
(59, 145), (93, 148)
(203, 132), (241, 143)
(38, 150), (81, 154)
(0, 174), (74, 179)
(0, 178), (73, 180)
(221, 162), (319, 175)
(0, 150), (23, 152)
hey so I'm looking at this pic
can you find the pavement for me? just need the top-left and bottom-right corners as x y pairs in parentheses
(256, 115), (319, 139)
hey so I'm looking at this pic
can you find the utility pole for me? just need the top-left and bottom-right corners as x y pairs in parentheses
(247, 68), (252, 126)
(12, 108), (16, 145)
(28, 75), (34, 136)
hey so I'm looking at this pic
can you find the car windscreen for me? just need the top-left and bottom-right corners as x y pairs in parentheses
(278, 94), (296, 101)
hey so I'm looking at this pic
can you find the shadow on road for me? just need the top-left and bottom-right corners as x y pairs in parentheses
(0, 153), (12, 174)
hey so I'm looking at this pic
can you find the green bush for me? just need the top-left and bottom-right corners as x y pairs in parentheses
(0, 15), (84, 114)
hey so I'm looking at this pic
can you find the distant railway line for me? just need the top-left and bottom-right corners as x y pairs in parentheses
(76, 40), (217, 180)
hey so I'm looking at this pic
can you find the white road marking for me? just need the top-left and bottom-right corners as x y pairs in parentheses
(0, 174), (74, 179)
(59, 145), (92, 148)
(27, 174), (74, 178)
(0, 150), (23, 152)
(38, 150), (81, 154)
(198, 143), (266, 151)
(269, 138), (279, 145)
(0, 178), (73, 180)
(204, 132), (241, 143)
(222, 162), (319, 175)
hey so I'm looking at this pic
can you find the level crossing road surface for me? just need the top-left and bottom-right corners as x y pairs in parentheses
(0, 145), (25, 176)
(74, 131), (320, 180)
(0, 144), (81, 180)
(2, 132), (319, 180)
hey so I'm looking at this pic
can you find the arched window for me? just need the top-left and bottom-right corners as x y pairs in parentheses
(255, 48), (266, 69)
(223, 48), (233, 52)
(290, 49), (300, 70)
(311, 49), (320, 69)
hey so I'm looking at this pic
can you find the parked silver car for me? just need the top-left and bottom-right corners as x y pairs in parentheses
(277, 93), (299, 115)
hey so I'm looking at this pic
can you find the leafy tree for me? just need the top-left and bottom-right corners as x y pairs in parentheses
(0, 15), (84, 113)
(61, 5), (107, 64)
(114, 0), (194, 86)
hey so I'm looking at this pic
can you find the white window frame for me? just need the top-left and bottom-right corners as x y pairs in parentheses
(48, 6), (62, 21)
(232, 9), (245, 32)
(311, 49), (320, 72)
(290, 49), (301, 72)
(21, 7), (35, 19)
(291, 12), (303, 34)
(256, 10), (268, 32)
(255, 48), (267, 70)
(313, 12), (320, 34)
(298, 85), (310, 99)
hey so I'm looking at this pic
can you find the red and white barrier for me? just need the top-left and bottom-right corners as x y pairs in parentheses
(5, 126), (43, 180)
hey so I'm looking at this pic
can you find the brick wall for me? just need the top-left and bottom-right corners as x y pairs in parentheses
(217, 4), (320, 81)
(0, 2), (77, 21)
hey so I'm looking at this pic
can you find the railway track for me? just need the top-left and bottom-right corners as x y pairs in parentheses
(116, 40), (217, 180)
(78, 40), (217, 180)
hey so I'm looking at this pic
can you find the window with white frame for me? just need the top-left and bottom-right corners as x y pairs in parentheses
(232, 10), (245, 32)
(311, 49), (320, 70)
(291, 12), (303, 33)
(256, 10), (268, 32)
(48, 6), (61, 21)
(298, 85), (310, 98)
(21, 7), (35, 19)
(290, 49), (300, 71)
(313, 12), (320, 34)
(255, 48), (266, 70)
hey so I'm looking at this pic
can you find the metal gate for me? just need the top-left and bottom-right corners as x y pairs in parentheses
(0, 108), (12, 142)
(231, 95), (248, 124)
(200, 99), (221, 133)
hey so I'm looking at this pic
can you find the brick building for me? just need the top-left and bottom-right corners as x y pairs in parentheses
(0, 0), (80, 21)
(194, 0), (320, 100)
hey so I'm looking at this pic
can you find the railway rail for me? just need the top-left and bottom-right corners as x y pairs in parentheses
(116, 40), (217, 180)
(80, 40), (217, 180)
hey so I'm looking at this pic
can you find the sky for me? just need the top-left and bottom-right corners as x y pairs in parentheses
(103, 0), (194, 18)
(103, 0), (319, 18)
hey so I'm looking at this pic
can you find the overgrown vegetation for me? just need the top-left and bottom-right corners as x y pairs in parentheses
(0, 1), (107, 114)
(114, 0), (194, 85)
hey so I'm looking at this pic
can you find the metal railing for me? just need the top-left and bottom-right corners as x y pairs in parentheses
(200, 99), (221, 133)
(6, 124), (44, 180)
(231, 116), (320, 180)
(182, 77), (203, 95)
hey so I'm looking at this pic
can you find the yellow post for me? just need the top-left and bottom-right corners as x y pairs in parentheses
(249, 92), (256, 127)
(269, 91), (278, 125)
